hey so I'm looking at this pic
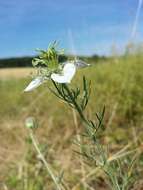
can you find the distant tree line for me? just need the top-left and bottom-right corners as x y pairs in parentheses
(0, 54), (107, 68)
(0, 57), (33, 68)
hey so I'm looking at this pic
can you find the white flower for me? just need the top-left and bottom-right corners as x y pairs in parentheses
(24, 59), (88, 92)
(51, 63), (76, 83)
(24, 76), (45, 92)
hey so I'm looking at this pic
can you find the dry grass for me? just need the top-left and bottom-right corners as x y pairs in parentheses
(0, 68), (34, 79)
(0, 56), (143, 189)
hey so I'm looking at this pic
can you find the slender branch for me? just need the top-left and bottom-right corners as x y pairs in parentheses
(29, 130), (62, 190)
(63, 84), (88, 124)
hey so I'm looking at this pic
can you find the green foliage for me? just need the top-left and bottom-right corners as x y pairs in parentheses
(1, 53), (143, 190)
(49, 75), (138, 190)
(50, 76), (91, 112)
(32, 41), (64, 70)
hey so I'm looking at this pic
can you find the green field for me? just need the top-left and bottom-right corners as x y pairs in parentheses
(0, 55), (143, 190)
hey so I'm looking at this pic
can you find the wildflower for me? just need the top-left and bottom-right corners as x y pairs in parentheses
(24, 59), (89, 92)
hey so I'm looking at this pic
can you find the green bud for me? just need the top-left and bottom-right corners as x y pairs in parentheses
(25, 117), (37, 129)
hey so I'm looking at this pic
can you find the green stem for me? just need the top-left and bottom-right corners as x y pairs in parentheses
(63, 85), (88, 125)
(29, 130), (62, 190)
(63, 84), (98, 141)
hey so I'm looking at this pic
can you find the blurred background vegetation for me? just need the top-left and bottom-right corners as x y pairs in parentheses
(0, 45), (143, 189)
(0, 54), (106, 68)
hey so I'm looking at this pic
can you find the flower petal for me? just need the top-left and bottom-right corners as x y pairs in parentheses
(24, 76), (45, 92)
(74, 60), (90, 68)
(51, 63), (76, 83)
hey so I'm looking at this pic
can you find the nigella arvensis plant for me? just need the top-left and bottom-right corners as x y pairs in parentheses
(24, 42), (136, 190)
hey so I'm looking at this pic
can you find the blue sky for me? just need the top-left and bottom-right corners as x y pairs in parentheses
(0, 0), (143, 58)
